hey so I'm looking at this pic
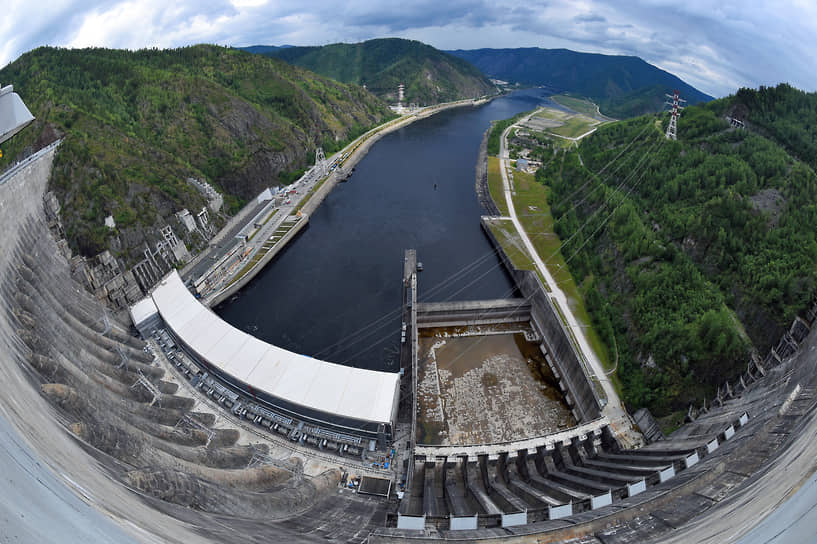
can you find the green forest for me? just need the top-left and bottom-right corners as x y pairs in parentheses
(0, 45), (392, 262)
(518, 84), (817, 421)
(248, 38), (496, 105)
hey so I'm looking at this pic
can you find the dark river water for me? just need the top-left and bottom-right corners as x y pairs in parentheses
(217, 88), (554, 371)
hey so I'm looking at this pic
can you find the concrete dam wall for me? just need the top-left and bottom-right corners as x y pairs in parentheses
(0, 147), (387, 543)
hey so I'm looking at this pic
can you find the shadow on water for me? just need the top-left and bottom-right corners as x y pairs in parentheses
(217, 89), (555, 370)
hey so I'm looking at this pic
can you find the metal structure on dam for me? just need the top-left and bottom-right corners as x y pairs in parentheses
(2, 89), (817, 543)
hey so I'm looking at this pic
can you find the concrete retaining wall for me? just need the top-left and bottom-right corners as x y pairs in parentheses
(480, 218), (602, 422)
(416, 299), (531, 328)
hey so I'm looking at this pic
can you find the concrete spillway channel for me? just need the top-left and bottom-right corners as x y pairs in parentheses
(6, 231), (342, 515)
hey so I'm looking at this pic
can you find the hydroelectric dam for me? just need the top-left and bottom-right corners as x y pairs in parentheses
(2, 88), (817, 543)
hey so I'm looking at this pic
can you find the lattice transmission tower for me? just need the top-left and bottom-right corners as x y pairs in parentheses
(665, 90), (686, 140)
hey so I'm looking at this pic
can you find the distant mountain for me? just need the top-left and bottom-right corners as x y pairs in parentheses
(0, 45), (392, 261)
(448, 48), (713, 118)
(242, 38), (496, 105)
(240, 45), (294, 55)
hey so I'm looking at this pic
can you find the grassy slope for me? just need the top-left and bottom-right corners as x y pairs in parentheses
(0, 45), (393, 261)
(252, 38), (496, 105)
(511, 168), (613, 371)
(487, 157), (509, 216)
(485, 115), (614, 380)
(551, 95), (600, 117)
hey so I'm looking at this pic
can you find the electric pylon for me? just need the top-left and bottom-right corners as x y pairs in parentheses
(665, 90), (686, 140)
(666, 91), (686, 140)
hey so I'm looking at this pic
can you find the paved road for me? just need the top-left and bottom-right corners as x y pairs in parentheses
(499, 109), (638, 442)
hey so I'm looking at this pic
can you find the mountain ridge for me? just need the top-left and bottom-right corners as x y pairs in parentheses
(0, 44), (393, 263)
(533, 84), (817, 417)
(448, 47), (713, 118)
(242, 38), (496, 105)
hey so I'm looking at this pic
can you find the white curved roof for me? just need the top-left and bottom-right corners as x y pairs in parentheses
(151, 271), (399, 425)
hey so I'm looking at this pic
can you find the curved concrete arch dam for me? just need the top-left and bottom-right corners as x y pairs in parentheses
(3, 134), (817, 542)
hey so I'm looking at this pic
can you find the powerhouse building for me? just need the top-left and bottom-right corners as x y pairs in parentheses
(134, 270), (400, 448)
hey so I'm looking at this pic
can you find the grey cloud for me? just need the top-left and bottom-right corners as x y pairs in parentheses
(573, 14), (606, 23)
(338, 0), (496, 32)
(1, 0), (815, 98)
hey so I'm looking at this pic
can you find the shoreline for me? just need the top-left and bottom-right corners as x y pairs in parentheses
(300, 95), (499, 216)
(200, 94), (501, 305)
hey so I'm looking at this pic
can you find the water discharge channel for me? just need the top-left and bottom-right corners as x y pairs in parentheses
(217, 89), (555, 371)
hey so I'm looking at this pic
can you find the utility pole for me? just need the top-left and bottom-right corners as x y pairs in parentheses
(665, 90), (686, 140)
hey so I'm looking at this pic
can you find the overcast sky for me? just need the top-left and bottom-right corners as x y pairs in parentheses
(2, 0), (815, 97)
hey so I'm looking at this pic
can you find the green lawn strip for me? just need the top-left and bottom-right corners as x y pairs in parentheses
(549, 116), (597, 139)
(534, 108), (567, 121)
(487, 156), (509, 216)
(511, 169), (613, 372)
(486, 220), (536, 271)
(551, 95), (599, 118)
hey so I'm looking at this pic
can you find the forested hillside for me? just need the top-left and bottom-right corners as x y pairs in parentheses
(716, 84), (817, 172)
(449, 48), (712, 118)
(0, 45), (392, 262)
(534, 85), (817, 420)
(247, 38), (496, 105)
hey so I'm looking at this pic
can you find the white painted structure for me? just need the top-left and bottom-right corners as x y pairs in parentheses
(149, 271), (400, 437)
(0, 84), (35, 145)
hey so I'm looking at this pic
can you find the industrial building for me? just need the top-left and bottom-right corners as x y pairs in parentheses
(133, 270), (401, 449)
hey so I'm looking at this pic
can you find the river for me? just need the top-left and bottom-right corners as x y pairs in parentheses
(216, 88), (554, 371)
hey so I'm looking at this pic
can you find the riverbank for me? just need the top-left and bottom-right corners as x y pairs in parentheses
(299, 96), (498, 217)
(195, 94), (502, 306)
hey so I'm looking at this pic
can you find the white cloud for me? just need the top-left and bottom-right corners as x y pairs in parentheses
(1, 0), (815, 97)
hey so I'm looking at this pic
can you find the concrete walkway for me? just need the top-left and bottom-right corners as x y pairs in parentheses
(498, 110), (640, 445)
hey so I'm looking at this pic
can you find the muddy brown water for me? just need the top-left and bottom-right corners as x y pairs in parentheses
(417, 330), (576, 445)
